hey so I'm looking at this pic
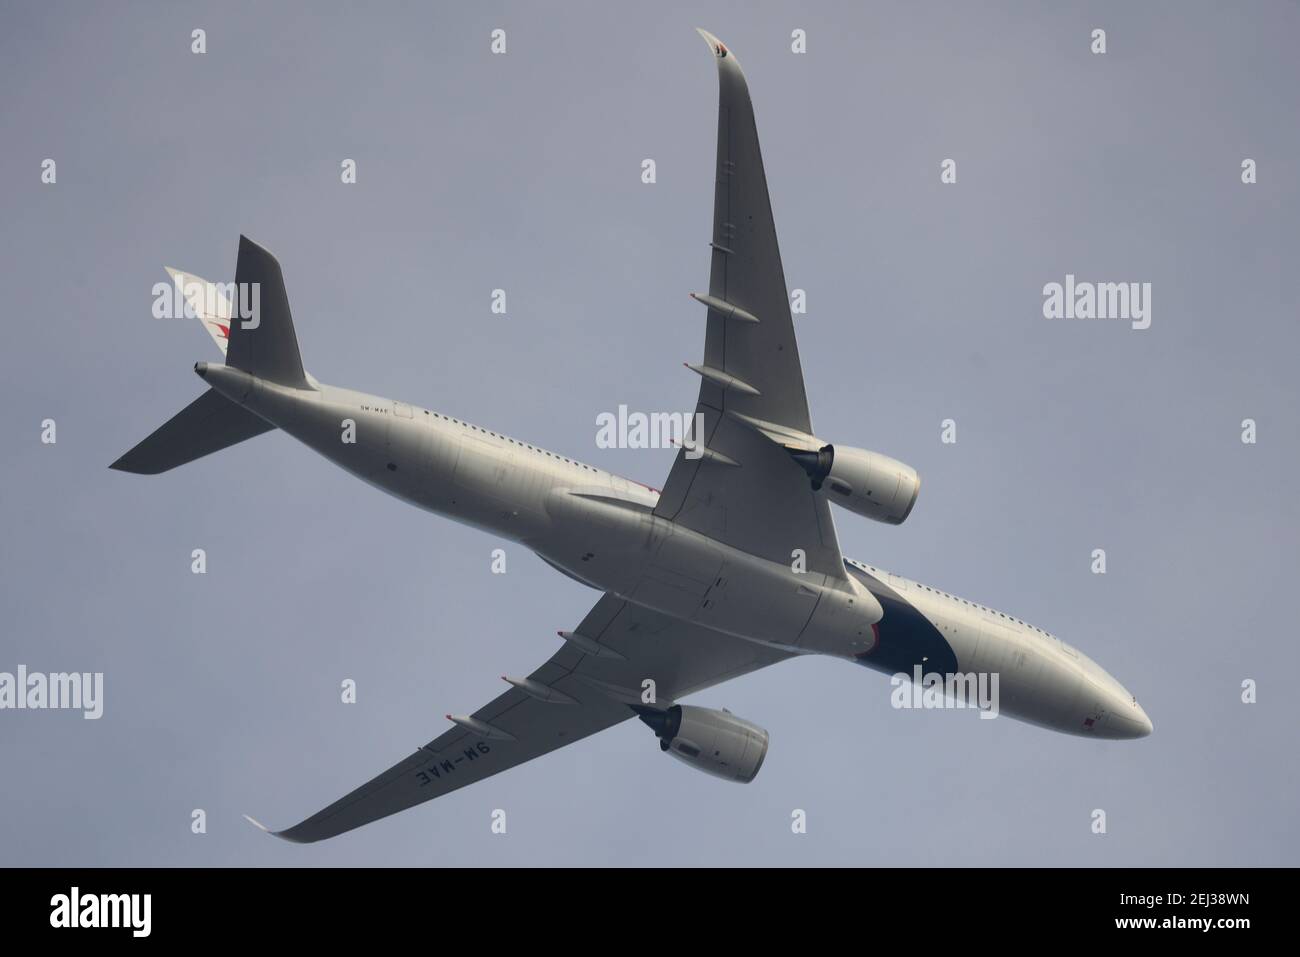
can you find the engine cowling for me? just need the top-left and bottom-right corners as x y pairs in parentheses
(790, 444), (920, 525)
(636, 705), (769, 783)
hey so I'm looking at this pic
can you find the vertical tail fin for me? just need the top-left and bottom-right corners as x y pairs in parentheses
(227, 235), (310, 389)
(110, 235), (309, 475)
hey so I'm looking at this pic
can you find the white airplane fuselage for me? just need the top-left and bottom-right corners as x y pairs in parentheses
(200, 363), (1153, 740)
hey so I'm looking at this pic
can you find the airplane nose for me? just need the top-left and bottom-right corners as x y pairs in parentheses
(1093, 697), (1153, 739)
(1136, 702), (1153, 737)
(1073, 656), (1153, 739)
(1111, 701), (1153, 738)
(1133, 702), (1154, 738)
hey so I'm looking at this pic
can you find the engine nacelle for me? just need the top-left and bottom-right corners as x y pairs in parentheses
(791, 444), (920, 525)
(636, 705), (769, 783)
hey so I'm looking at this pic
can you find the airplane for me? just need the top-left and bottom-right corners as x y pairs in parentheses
(111, 30), (1152, 843)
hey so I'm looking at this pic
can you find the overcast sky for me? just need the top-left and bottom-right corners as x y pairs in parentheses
(2, 1), (1298, 866)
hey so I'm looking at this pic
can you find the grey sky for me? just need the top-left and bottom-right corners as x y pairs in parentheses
(2, 1), (1297, 865)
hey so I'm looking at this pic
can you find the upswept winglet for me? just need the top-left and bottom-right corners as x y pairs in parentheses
(695, 27), (725, 56)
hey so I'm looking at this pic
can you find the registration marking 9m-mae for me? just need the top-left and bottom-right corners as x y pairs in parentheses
(415, 742), (492, 786)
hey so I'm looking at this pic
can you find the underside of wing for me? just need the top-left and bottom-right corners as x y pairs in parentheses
(262, 594), (791, 843)
(655, 31), (846, 580)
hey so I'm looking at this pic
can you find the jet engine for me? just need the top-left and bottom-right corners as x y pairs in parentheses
(635, 705), (769, 783)
(790, 444), (920, 525)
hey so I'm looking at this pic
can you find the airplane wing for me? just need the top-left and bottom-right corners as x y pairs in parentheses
(654, 30), (846, 580)
(260, 593), (792, 842)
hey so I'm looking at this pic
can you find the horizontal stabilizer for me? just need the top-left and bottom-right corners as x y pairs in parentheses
(109, 388), (273, 475)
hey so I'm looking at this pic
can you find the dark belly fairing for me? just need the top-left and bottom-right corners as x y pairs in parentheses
(844, 564), (959, 676)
